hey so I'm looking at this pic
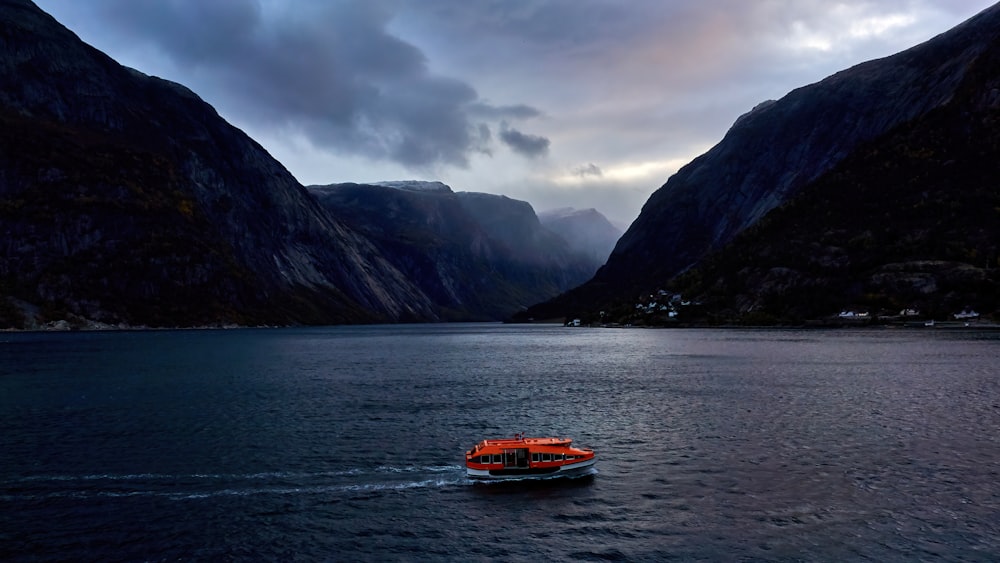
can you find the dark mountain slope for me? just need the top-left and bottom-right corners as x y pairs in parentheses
(519, 3), (1000, 322)
(310, 183), (596, 320)
(665, 44), (1000, 323)
(456, 193), (561, 265)
(454, 192), (599, 295)
(0, 0), (437, 327)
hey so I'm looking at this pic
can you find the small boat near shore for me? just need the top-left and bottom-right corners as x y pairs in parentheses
(465, 433), (596, 480)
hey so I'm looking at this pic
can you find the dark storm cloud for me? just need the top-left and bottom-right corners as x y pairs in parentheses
(499, 122), (550, 158)
(74, 0), (543, 168)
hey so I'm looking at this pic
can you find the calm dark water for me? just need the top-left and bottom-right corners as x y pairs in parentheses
(1, 325), (999, 561)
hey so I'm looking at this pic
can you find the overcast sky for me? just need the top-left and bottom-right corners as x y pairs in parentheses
(35, 0), (997, 225)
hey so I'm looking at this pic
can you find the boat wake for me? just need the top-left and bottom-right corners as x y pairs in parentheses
(4, 463), (598, 502)
(3, 465), (472, 502)
(469, 467), (599, 487)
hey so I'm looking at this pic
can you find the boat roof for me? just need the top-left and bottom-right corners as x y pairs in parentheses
(475, 436), (573, 449)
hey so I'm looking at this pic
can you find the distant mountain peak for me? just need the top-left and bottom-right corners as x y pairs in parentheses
(538, 207), (622, 265)
(373, 180), (453, 193)
(308, 183), (598, 320)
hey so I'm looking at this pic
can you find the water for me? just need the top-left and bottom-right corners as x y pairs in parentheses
(1, 325), (999, 561)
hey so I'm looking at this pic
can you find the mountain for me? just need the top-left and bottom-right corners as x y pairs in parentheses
(664, 49), (1000, 325)
(538, 207), (622, 264)
(0, 0), (438, 328)
(518, 3), (1000, 324)
(309, 182), (597, 320)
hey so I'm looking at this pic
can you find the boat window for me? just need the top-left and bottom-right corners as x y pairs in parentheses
(479, 455), (490, 464)
(555, 454), (564, 461)
(492, 454), (503, 464)
(542, 453), (551, 462)
(531, 453), (540, 462)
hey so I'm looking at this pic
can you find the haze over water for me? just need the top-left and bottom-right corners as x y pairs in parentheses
(2, 325), (998, 560)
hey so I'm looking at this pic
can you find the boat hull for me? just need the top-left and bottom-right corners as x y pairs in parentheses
(466, 456), (596, 481)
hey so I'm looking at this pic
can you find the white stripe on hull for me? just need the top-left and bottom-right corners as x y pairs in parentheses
(466, 457), (596, 480)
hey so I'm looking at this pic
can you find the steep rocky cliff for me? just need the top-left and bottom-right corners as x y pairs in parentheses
(519, 3), (1000, 323)
(310, 182), (596, 320)
(0, 0), (436, 327)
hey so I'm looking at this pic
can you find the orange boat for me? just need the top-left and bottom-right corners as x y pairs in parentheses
(465, 433), (596, 480)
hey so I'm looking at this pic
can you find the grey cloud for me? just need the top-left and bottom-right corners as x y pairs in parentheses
(573, 163), (603, 178)
(499, 122), (550, 158)
(74, 0), (542, 169)
(39, 0), (982, 196)
(472, 123), (493, 157)
(409, 1), (659, 51)
(468, 102), (542, 120)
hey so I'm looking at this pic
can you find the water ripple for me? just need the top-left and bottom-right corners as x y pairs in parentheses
(2, 326), (999, 561)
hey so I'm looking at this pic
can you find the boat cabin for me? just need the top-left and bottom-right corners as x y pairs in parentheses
(465, 434), (595, 478)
